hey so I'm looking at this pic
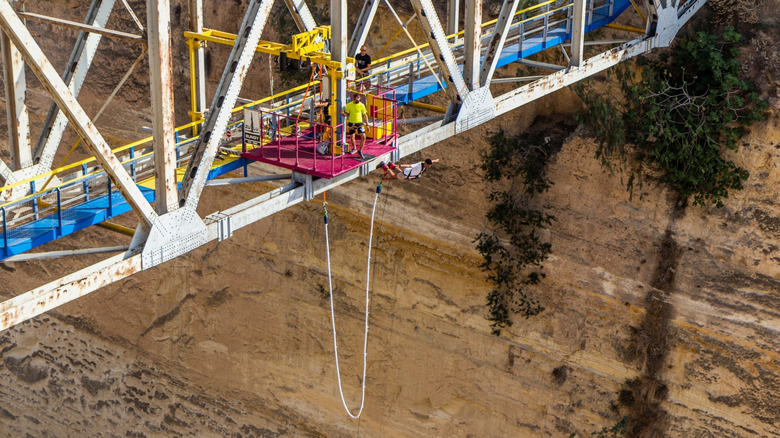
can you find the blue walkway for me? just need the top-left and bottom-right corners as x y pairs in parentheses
(394, 0), (631, 103)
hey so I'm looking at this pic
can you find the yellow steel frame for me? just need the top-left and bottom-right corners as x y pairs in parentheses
(291, 26), (330, 57)
(183, 28), (351, 70)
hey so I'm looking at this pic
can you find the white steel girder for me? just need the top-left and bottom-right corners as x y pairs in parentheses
(282, 0), (317, 32)
(147, 0), (178, 214)
(479, 0), (521, 88)
(34, 0), (117, 170)
(463, 0), (481, 91)
(570, 0), (586, 67)
(0, 0), (157, 228)
(347, 0), (379, 57)
(649, 0), (706, 47)
(178, 0), (274, 211)
(188, 0), (206, 121)
(446, 0), (459, 37)
(331, 0), (346, 123)
(1, 4), (31, 171)
(410, 0), (469, 103)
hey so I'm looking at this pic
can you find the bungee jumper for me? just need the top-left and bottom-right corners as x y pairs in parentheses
(375, 158), (439, 180)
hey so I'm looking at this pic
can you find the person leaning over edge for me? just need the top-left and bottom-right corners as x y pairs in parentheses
(343, 93), (372, 159)
(375, 158), (440, 180)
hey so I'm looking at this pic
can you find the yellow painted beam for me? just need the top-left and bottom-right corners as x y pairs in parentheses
(184, 29), (351, 70)
(407, 101), (447, 113)
(97, 221), (136, 236)
(606, 23), (646, 34)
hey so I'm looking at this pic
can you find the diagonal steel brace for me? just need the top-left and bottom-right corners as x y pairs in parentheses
(409, 0), (469, 103)
(178, 0), (274, 212)
(0, 1), (157, 228)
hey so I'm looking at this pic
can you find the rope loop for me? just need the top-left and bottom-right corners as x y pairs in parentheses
(323, 189), (381, 418)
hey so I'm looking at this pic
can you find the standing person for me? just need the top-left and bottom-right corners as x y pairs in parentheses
(375, 158), (439, 180)
(343, 93), (371, 159)
(354, 45), (371, 92)
(315, 98), (332, 125)
(314, 98), (332, 141)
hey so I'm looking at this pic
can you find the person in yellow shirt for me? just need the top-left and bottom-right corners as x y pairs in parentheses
(342, 92), (372, 159)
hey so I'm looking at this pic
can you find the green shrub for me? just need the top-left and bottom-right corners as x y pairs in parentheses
(476, 129), (556, 335)
(576, 27), (767, 207)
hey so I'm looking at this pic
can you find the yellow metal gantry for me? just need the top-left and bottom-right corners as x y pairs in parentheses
(184, 25), (354, 131)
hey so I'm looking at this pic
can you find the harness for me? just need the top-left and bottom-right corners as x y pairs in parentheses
(402, 162), (426, 180)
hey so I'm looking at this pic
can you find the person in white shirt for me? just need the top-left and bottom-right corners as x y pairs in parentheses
(375, 158), (439, 180)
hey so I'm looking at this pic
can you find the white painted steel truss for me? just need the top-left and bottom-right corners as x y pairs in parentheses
(0, 0), (708, 331)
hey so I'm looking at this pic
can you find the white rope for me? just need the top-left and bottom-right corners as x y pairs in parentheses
(323, 187), (381, 418)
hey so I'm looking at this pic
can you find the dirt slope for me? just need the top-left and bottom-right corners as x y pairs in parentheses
(2, 1), (780, 437)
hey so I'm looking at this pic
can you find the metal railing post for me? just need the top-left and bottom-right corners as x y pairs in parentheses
(2, 207), (7, 252)
(82, 163), (90, 201)
(276, 114), (281, 161)
(386, 58), (391, 86)
(107, 178), (113, 216)
(519, 16), (525, 55)
(56, 188), (62, 235)
(129, 146), (136, 181)
(260, 113), (265, 159)
(588, 0), (594, 25)
(294, 120), (299, 166)
(543, 4), (550, 46)
(31, 181), (39, 221)
(408, 62), (415, 96)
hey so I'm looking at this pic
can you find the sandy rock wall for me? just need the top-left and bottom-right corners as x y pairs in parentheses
(1, 1), (779, 436)
(2, 99), (779, 437)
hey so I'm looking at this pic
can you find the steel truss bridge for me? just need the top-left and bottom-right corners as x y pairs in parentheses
(0, 0), (706, 330)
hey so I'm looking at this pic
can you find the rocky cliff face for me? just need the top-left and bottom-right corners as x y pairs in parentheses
(2, 1), (780, 437)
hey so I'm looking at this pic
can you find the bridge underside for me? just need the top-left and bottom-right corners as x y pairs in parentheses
(0, 0), (707, 330)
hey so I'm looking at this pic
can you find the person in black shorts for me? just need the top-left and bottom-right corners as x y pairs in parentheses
(355, 45), (371, 92)
(343, 93), (371, 158)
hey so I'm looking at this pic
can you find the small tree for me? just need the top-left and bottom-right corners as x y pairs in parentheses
(576, 27), (766, 207)
(476, 130), (556, 335)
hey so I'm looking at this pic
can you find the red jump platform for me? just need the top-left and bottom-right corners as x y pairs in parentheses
(241, 131), (396, 179)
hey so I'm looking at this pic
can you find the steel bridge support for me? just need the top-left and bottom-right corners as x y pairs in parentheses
(34, 0), (117, 171)
(0, 0), (712, 332)
(446, 0), (459, 38)
(188, 0), (206, 135)
(570, 0), (586, 67)
(178, 0), (274, 211)
(463, 0), (482, 91)
(410, 0), (469, 105)
(347, 0), (379, 57)
(148, 0), (178, 214)
(1, 1), (31, 172)
(331, 0), (346, 123)
(480, 0), (521, 88)
(282, 0), (317, 32)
